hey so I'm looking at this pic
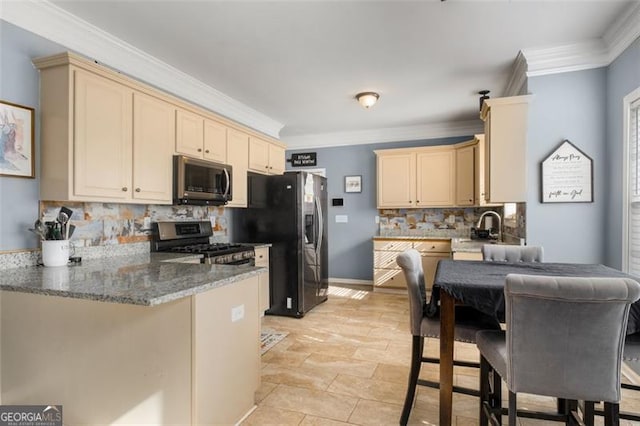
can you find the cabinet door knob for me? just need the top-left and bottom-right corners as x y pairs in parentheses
(135, 188), (141, 193)
(122, 187), (128, 192)
(197, 148), (202, 152)
(265, 165), (269, 169)
(205, 149), (210, 154)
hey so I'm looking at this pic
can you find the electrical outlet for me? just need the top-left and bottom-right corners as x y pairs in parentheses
(231, 305), (244, 322)
(286, 298), (292, 309)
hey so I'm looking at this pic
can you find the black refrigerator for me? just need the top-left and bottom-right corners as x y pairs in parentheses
(233, 171), (328, 317)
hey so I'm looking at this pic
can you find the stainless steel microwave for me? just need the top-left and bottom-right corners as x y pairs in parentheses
(173, 155), (232, 205)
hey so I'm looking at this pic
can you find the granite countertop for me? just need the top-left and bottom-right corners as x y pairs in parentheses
(0, 252), (266, 307)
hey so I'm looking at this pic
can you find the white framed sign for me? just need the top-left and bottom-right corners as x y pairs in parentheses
(541, 140), (593, 203)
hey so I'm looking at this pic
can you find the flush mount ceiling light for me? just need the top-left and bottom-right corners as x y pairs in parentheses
(355, 92), (380, 109)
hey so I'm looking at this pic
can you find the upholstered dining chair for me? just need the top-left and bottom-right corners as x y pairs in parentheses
(396, 249), (501, 426)
(476, 274), (640, 426)
(481, 244), (544, 263)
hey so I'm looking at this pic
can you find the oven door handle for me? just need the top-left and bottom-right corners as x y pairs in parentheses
(223, 168), (231, 201)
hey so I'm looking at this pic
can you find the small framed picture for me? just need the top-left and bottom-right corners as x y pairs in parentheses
(345, 175), (362, 193)
(0, 100), (35, 179)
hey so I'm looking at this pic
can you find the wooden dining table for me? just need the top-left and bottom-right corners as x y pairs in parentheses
(431, 259), (640, 426)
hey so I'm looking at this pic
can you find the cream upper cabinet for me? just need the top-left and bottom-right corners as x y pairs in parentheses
(73, 69), (133, 200)
(455, 144), (475, 206)
(34, 52), (285, 205)
(376, 152), (416, 208)
(481, 95), (532, 203)
(416, 149), (455, 207)
(203, 119), (227, 163)
(248, 136), (286, 175)
(227, 129), (249, 208)
(376, 146), (455, 208)
(175, 109), (204, 158)
(176, 111), (228, 163)
(248, 137), (269, 173)
(268, 144), (286, 175)
(132, 92), (174, 203)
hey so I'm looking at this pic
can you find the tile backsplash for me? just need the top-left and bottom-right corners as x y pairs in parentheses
(378, 204), (527, 242)
(39, 201), (230, 248)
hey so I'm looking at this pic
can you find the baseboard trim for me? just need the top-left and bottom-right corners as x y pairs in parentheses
(328, 278), (373, 287)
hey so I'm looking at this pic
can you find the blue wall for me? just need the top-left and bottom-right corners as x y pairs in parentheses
(0, 21), (64, 250)
(606, 37), (640, 269)
(287, 136), (470, 281)
(526, 69), (608, 264)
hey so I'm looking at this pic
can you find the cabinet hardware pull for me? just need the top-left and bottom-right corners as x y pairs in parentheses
(205, 150), (210, 153)
(122, 187), (128, 192)
(135, 188), (141, 192)
(197, 148), (202, 152)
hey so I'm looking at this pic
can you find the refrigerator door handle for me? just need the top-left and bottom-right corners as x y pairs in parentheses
(315, 196), (323, 256)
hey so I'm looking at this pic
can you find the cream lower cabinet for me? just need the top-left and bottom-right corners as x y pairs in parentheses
(373, 240), (412, 289)
(227, 129), (249, 208)
(375, 146), (454, 208)
(413, 240), (451, 291)
(254, 246), (270, 314)
(2, 276), (261, 425)
(373, 239), (451, 291)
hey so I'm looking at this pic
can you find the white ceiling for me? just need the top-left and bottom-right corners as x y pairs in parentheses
(16, 1), (640, 147)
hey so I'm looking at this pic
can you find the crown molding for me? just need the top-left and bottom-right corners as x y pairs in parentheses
(521, 2), (640, 77)
(522, 39), (610, 77)
(603, 1), (640, 63)
(0, 0), (284, 139)
(282, 120), (483, 149)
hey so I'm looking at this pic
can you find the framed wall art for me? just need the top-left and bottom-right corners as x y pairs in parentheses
(345, 175), (362, 193)
(541, 139), (593, 203)
(0, 100), (35, 178)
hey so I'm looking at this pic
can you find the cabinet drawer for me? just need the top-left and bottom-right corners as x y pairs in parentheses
(374, 251), (404, 269)
(413, 240), (451, 253)
(452, 251), (483, 261)
(374, 268), (407, 289)
(373, 240), (412, 252)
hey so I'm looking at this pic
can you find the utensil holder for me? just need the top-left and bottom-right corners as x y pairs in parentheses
(42, 240), (70, 267)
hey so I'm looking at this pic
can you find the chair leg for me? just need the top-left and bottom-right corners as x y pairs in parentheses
(508, 391), (517, 426)
(480, 355), (490, 426)
(400, 335), (423, 426)
(582, 401), (595, 426)
(479, 355), (502, 426)
(603, 402), (620, 426)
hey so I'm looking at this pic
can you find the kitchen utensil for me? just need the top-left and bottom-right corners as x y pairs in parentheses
(57, 211), (69, 240)
(28, 227), (46, 240)
(67, 224), (76, 238)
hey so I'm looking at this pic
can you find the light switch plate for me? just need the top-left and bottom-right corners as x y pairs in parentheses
(335, 215), (348, 223)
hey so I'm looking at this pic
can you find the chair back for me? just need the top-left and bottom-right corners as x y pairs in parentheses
(482, 245), (544, 262)
(505, 274), (640, 402)
(396, 249), (427, 337)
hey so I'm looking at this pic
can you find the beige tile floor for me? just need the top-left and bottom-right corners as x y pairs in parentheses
(243, 285), (640, 425)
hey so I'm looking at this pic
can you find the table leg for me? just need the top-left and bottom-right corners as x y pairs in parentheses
(440, 291), (455, 426)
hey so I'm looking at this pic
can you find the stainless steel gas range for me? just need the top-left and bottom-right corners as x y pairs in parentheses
(152, 221), (255, 265)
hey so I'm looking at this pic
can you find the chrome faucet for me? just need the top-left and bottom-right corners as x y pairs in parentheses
(476, 210), (502, 242)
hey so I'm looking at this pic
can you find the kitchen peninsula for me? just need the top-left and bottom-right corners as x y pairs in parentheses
(0, 253), (267, 425)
